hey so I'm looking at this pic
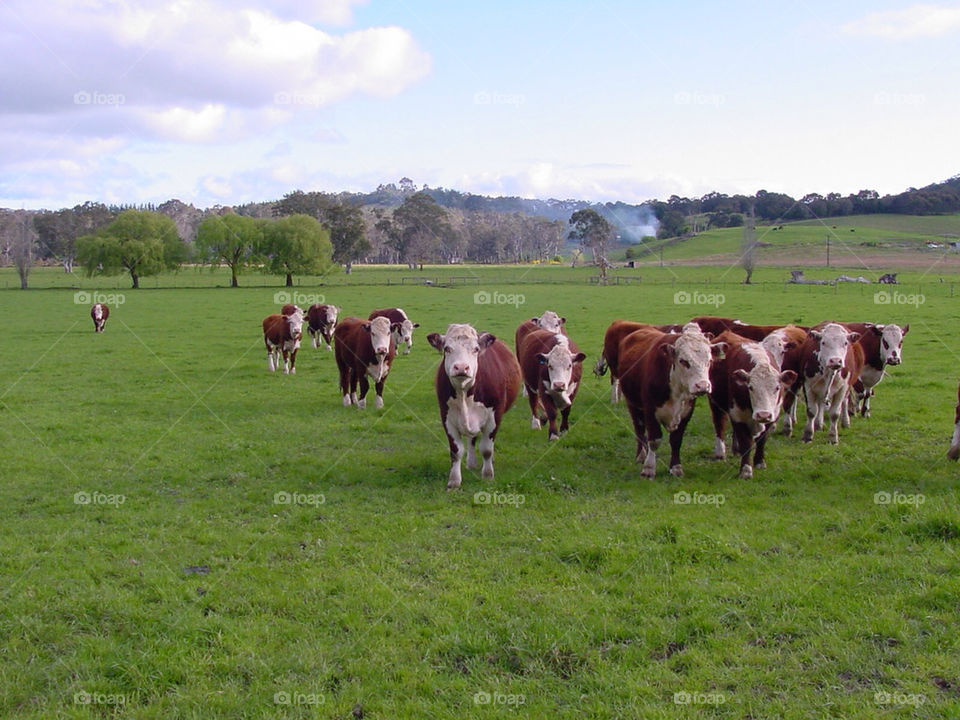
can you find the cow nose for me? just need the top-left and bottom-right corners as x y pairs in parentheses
(754, 411), (773, 423)
(552, 381), (566, 391)
(692, 381), (711, 396)
(888, 356), (900, 365)
(452, 363), (469, 376)
(826, 357), (842, 369)
(375, 347), (387, 356)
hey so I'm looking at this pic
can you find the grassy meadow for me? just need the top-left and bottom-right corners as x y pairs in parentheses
(2, 264), (960, 718)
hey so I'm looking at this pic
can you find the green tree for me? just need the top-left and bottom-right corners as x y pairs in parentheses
(568, 208), (613, 284)
(392, 192), (452, 267)
(323, 203), (370, 273)
(76, 209), (186, 289)
(260, 214), (333, 287)
(195, 213), (263, 287)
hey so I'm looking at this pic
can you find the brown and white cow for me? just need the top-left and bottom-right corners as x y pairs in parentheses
(948, 381), (960, 460)
(307, 303), (340, 351)
(368, 308), (419, 354)
(517, 329), (586, 440)
(596, 320), (684, 403)
(263, 307), (305, 374)
(515, 311), (568, 393)
(757, 325), (809, 435)
(91, 303), (109, 333)
(841, 322), (909, 417)
(281, 303), (303, 317)
(334, 316), (398, 409)
(618, 323), (726, 478)
(429, 324), (521, 489)
(798, 323), (862, 444)
(708, 331), (797, 478)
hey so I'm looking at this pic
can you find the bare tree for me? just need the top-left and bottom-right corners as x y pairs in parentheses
(11, 212), (37, 289)
(741, 206), (756, 284)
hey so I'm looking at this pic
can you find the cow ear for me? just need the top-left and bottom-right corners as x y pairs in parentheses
(702, 331), (715, 341)
(811, 330), (822, 341)
(733, 369), (750, 385)
(427, 333), (444, 351)
(363, 322), (372, 333)
(572, 352), (586, 363)
(784, 340), (798, 350)
(660, 343), (676, 359)
(870, 324), (884, 335)
(560, 317), (566, 324)
(536, 353), (548, 365)
(901, 324), (909, 336)
(711, 342), (727, 359)
(413, 322), (420, 328)
(847, 331), (861, 344)
(530, 317), (538, 324)
(780, 370), (798, 386)
(478, 332), (496, 349)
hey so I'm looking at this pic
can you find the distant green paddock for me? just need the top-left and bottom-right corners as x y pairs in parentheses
(1, 269), (959, 718)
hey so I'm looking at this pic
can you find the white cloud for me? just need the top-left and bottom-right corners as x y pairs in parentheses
(843, 4), (960, 39)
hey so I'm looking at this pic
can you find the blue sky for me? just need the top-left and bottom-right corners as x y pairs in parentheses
(1, 0), (958, 209)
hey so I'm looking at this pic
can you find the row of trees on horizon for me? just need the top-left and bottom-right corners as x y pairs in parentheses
(1, 175), (958, 288)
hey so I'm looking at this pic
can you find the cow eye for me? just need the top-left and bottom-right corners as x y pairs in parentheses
(882, 340), (888, 348)
(474, 346), (480, 354)
(443, 347), (451, 354)
(679, 358), (690, 368)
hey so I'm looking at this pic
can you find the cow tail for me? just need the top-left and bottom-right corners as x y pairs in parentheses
(593, 352), (608, 378)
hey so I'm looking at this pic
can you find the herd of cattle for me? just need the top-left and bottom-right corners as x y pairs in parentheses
(90, 300), (958, 487)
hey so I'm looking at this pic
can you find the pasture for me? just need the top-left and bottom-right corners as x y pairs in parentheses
(1, 266), (959, 718)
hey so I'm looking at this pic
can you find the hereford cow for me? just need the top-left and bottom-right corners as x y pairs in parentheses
(515, 311), (568, 397)
(948, 381), (960, 460)
(91, 303), (109, 333)
(263, 307), (305, 374)
(595, 320), (684, 403)
(758, 325), (809, 435)
(334, 316), (398, 409)
(517, 329), (586, 440)
(841, 322), (909, 417)
(368, 308), (419, 354)
(428, 324), (521, 489)
(690, 316), (741, 337)
(798, 323), (862, 443)
(708, 331), (797, 478)
(618, 323), (726, 478)
(307, 303), (340, 351)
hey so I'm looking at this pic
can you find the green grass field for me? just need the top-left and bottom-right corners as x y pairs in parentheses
(2, 265), (960, 718)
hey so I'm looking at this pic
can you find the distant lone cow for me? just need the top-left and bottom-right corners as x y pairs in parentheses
(334, 316), (398, 409)
(307, 303), (340, 351)
(263, 307), (305, 374)
(429, 324), (521, 489)
(91, 303), (109, 333)
(517, 329), (586, 440)
(368, 308), (419, 354)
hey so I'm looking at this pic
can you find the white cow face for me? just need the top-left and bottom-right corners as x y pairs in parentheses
(324, 306), (340, 341)
(536, 337), (586, 408)
(532, 311), (565, 333)
(871, 323), (908, 366)
(397, 318), (420, 350)
(734, 345), (798, 424)
(761, 329), (790, 369)
(286, 309), (305, 340)
(666, 326), (725, 396)
(811, 323), (859, 371)
(428, 324), (496, 391)
(92, 304), (104, 321)
(365, 316), (393, 356)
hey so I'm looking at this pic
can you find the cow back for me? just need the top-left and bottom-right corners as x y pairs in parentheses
(618, 327), (675, 408)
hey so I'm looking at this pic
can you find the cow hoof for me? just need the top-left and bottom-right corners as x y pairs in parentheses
(739, 465), (753, 479)
(342, 395), (351, 407)
(801, 432), (813, 443)
(289, 368), (296, 375)
(548, 432), (560, 441)
(640, 468), (656, 479)
(781, 426), (792, 437)
(357, 399), (366, 410)
(948, 446), (960, 461)
(828, 436), (839, 445)
(375, 396), (384, 409)
(755, 461), (766, 469)
(669, 465), (683, 477)
(713, 453), (726, 461)
(446, 480), (462, 490)
(466, 456), (479, 471)
(530, 417), (541, 430)
(481, 467), (494, 480)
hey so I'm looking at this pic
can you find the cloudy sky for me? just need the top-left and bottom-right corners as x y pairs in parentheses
(1, 0), (958, 209)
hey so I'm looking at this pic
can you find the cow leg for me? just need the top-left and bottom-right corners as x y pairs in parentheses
(840, 390), (852, 428)
(466, 436), (479, 470)
(446, 431), (465, 489)
(733, 422), (754, 479)
(543, 396), (560, 441)
(861, 387), (874, 418)
(948, 422), (960, 460)
(667, 414), (692, 477)
(827, 388), (845, 444)
(404, 341), (412, 356)
(527, 385), (541, 429)
(710, 401), (727, 459)
(611, 376), (621, 404)
(781, 389), (796, 436)
(349, 370), (359, 407)
(356, 375), (370, 410)
(625, 399), (647, 464)
(641, 409), (663, 479)
(374, 379), (386, 409)
(559, 405), (572, 435)
(339, 364), (352, 405)
(288, 348), (298, 375)
(802, 384), (819, 443)
(479, 427), (496, 480)
(267, 346), (276, 372)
